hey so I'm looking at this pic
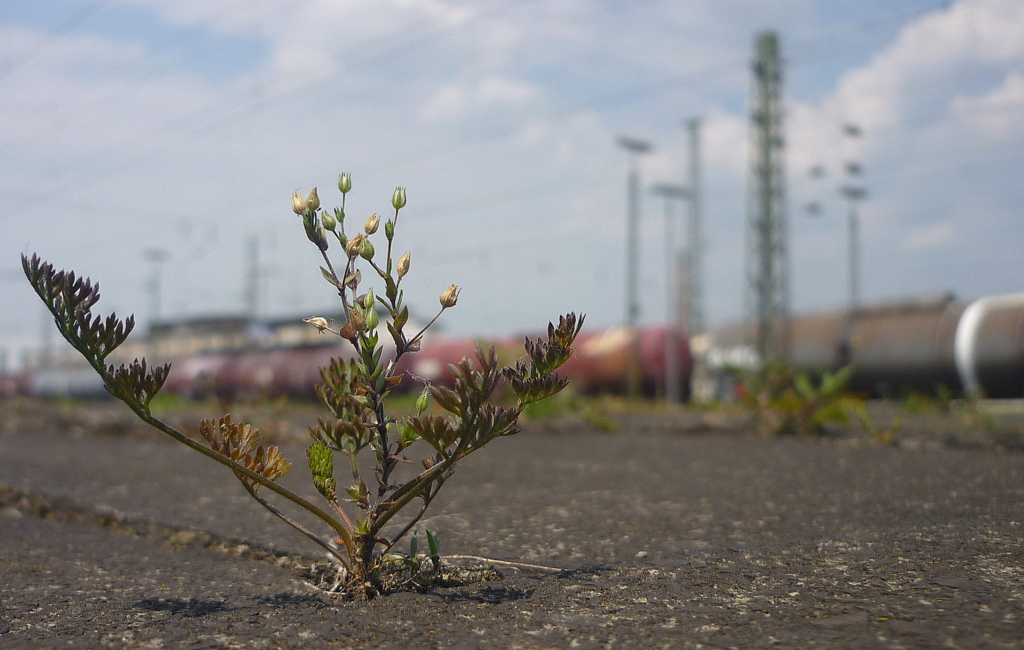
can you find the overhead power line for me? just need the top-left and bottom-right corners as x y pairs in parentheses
(0, 0), (980, 219)
(0, 0), (111, 84)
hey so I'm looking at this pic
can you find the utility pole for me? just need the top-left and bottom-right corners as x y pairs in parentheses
(244, 235), (260, 322)
(650, 183), (689, 404)
(841, 124), (866, 314)
(685, 117), (704, 337)
(746, 31), (789, 363)
(144, 248), (169, 327)
(145, 248), (168, 358)
(618, 135), (653, 398)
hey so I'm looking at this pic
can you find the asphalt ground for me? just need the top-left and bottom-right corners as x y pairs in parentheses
(1, 401), (1023, 648)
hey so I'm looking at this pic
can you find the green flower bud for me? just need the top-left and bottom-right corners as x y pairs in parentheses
(364, 214), (380, 235)
(363, 289), (375, 310)
(321, 211), (337, 231)
(384, 219), (395, 240)
(392, 187), (407, 211)
(415, 387), (430, 413)
(365, 306), (380, 330)
(348, 307), (367, 332)
(338, 173), (352, 194)
(306, 188), (320, 212)
(359, 238), (375, 260)
(303, 214), (321, 247)
(397, 252), (411, 278)
(399, 421), (419, 446)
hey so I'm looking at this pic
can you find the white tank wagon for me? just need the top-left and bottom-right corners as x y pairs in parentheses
(955, 293), (1024, 398)
(703, 293), (1024, 398)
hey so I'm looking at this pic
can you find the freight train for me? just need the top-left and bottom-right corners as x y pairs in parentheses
(6, 291), (1022, 400)
(9, 325), (693, 401)
(703, 292), (1024, 398)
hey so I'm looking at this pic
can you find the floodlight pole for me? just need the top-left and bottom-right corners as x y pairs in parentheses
(145, 248), (168, 359)
(618, 136), (653, 398)
(650, 183), (690, 404)
(144, 248), (169, 328)
(841, 124), (866, 315)
(685, 117), (704, 337)
(842, 184), (866, 314)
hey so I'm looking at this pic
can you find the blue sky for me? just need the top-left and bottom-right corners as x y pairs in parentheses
(2, 0), (1023, 367)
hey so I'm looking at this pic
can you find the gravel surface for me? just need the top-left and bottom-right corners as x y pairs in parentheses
(1, 401), (1024, 648)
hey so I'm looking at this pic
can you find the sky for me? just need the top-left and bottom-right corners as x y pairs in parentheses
(2, 0), (1023, 368)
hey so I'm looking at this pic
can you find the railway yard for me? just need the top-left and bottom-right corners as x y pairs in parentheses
(2, 3), (1023, 647)
(1, 398), (1023, 648)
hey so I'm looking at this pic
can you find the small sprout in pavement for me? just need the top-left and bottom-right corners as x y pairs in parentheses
(738, 362), (875, 438)
(23, 172), (583, 598)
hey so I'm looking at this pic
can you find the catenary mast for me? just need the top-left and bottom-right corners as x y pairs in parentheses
(746, 31), (789, 362)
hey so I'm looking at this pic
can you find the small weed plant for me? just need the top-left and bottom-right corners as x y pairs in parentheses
(738, 361), (899, 444)
(23, 174), (583, 598)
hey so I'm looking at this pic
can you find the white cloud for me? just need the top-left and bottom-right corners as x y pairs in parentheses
(701, 111), (747, 178)
(792, 4), (1024, 183)
(4, 0), (1024, 352)
(418, 76), (541, 123)
(951, 72), (1024, 139)
(903, 221), (956, 252)
(0, 30), (217, 168)
(778, 0), (1024, 314)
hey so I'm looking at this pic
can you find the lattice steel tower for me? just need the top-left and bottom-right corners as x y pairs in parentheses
(746, 31), (789, 362)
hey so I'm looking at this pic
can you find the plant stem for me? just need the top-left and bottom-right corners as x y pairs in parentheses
(374, 456), (456, 532)
(404, 307), (446, 353)
(245, 485), (351, 567)
(319, 249), (349, 313)
(125, 403), (357, 558)
(380, 493), (432, 555)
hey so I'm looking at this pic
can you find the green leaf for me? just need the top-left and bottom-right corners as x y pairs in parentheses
(821, 365), (854, 397)
(199, 416), (291, 490)
(306, 442), (337, 502)
(387, 320), (404, 351)
(406, 414), (459, 452)
(345, 478), (370, 505)
(394, 306), (409, 331)
(429, 386), (462, 415)
(399, 420), (420, 446)
(320, 266), (342, 288)
(356, 515), (371, 535)
(105, 358), (170, 407)
(793, 372), (815, 401)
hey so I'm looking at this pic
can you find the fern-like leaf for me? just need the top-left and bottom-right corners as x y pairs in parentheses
(200, 416), (291, 489)
(104, 359), (170, 406)
(21, 254), (136, 364)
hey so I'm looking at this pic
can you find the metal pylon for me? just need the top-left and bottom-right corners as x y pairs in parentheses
(746, 31), (789, 362)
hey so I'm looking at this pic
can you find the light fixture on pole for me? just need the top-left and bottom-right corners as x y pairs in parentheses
(617, 135), (653, 398)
